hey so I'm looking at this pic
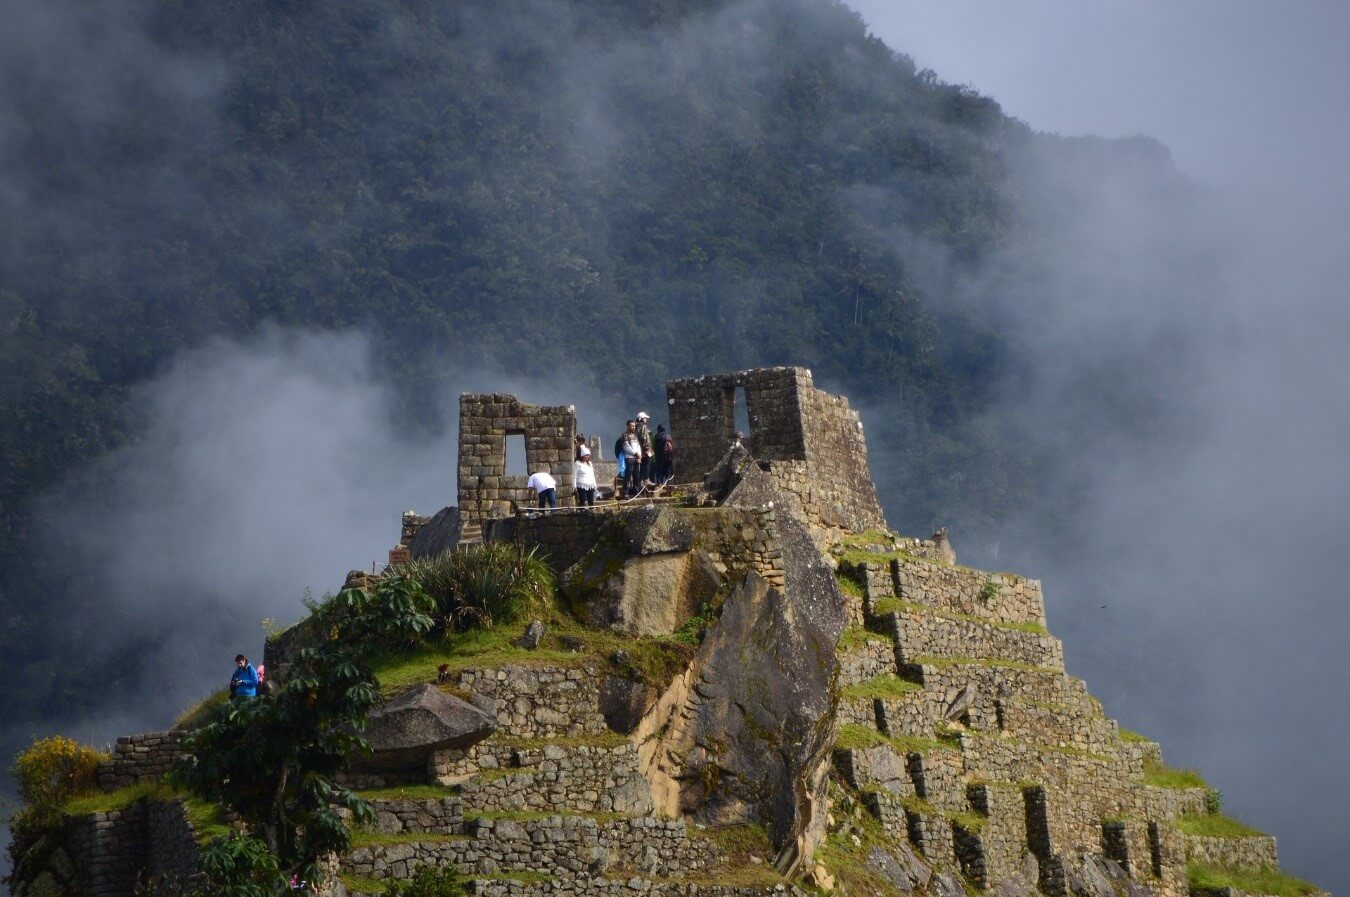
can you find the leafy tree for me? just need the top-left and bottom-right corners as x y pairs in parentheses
(174, 574), (435, 881)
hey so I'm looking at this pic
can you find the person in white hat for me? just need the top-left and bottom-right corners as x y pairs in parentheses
(635, 411), (654, 487)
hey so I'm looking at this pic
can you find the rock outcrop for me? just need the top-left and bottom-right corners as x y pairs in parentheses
(361, 684), (497, 769)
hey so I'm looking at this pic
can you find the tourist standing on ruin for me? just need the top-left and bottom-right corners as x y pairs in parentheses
(620, 420), (643, 496)
(526, 468), (557, 509)
(654, 424), (674, 484)
(230, 654), (259, 700)
(574, 434), (589, 462)
(574, 449), (597, 507)
(635, 412), (654, 486)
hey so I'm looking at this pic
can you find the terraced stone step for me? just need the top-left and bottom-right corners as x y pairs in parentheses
(999, 698), (1119, 750)
(838, 552), (1046, 628)
(455, 742), (653, 816)
(901, 659), (1093, 714)
(872, 606), (1064, 670)
(1181, 825), (1279, 872)
(343, 814), (718, 882)
(462, 876), (792, 896)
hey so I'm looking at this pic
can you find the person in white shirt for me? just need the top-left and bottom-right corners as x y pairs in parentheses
(526, 469), (557, 509)
(620, 420), (643, 497)
(573, 451), (597, 508)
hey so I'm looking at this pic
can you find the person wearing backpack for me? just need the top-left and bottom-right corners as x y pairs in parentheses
(654, 424), (674, 484)
(230, 654), (259, 700)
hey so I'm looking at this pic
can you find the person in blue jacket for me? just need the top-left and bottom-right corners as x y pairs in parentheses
(230, 654), (259, 699)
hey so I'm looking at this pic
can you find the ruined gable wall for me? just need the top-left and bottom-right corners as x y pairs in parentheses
(457, 394), (576, 524)
(796, 382), (887, 533)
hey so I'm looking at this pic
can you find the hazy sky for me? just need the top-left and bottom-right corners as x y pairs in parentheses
(851, 1), (1350, 888)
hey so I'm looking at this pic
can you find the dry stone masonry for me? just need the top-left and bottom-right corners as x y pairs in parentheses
(19, 367), (1325, 897)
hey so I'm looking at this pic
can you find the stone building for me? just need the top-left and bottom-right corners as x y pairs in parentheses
(456, 394), (577, 523)
(666, 366), (887, 533)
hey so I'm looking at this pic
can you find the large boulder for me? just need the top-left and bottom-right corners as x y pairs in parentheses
(578, 549), (721, 635)
(609, 505), (694, 555)
(407, 506), (462, 559)
(635, 503), (846, 876)
(364, 684), (496, 768)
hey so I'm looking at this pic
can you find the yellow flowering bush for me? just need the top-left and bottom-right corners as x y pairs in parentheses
(10, 735), (109, 827)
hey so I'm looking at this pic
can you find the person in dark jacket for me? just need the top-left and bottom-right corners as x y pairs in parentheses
(653, 424), (674, 484)
(231, 654), (259, 699)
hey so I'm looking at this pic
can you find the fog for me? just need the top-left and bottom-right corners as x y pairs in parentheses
(851, 2), (1350, 888)
(3, 1), (1347, 892)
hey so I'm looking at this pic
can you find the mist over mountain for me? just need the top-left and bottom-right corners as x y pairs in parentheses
(4, 0), (1341, 890)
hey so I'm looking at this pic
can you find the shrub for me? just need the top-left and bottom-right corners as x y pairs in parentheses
(10, 735), (108, 828)
(1204, 786), (1223, 815)
(399, 544), (554, 632)
(383, 865), (467, 897)
(198, 832), (283, 897)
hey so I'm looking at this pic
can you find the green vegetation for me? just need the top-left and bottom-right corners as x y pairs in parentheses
(174, 574), (436, 885)
(349, 831), (469, 848)
(837, 626), (890, 651)
(396, 543), (554, 633)
(680, 824), (783, 888)
(339, 874), (389, 895)
(174, 689), (231, 731)
(835, 574), (865, 599)
(1143, 762), (1210, 790)
(1176, 814), (1263, 838)
(353, 784), (460, 801)
(1188, 863), (1320, 897)
(9, 735), (109, 830)
(978, 578), (1001, 602)
(1118, 727), (1150, 743)
(63, 782), (170, 816)
(905, 655), (1049, 673)
(384, 865), (469, 897)
(840, 675), (923, 701)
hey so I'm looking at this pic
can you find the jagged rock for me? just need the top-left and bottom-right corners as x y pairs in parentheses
(942, 684), (978, 722)
(849, 744), (911, 793)
(599, 675), (658, 734)
(568, 538), (722, 636)
(865, 844), (932, 893)
(515, 619), (545, 649)
(610, 504), (695, 555)
(930, 870), (967, 897)
(407, 506), (461, 559)
(994, 855), (1041, 897)
(363, 684), (496, 768)
(635, 499), (846, 877)
(1066, 854), (1130, 897)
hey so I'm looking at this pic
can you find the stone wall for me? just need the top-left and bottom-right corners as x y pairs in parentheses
(342, 815), (720, 880)
(61, 799), (200, 897)
(684, 506), (785, 589)
(665, 367), (885, 533)
(482, 507), (612, 573)
(458, 395), (576, 524)
(96, 732), (184, 790)
(1184, 833), (1279, 871)
(452, 667), (608, 739)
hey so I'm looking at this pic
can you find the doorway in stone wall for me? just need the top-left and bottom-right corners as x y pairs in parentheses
(504, 432), (528, 476)
(724, 385), (752, 453)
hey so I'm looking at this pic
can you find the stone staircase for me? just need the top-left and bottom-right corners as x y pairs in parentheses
(830, 547), (1243, 897)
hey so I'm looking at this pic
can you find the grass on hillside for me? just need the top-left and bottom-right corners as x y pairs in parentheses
(353, 784), (459, 801)
(1143, 762), (1209, 790)
(840, 675), (922, 701)
(678, 823), (783, 888)
(904, 655), (1049, 673)
(349, 830), (469, 848)
(835, 574), (865, 599)
(173, 688), (230, 730)
(63, 784), (231, 843)
(1176, 814), (1263, 838)
(1188, 863), (1321, 897)
(837, 626), (890, 651)
(370, 605), (694, 696)
(1118, 727), (1150, 743)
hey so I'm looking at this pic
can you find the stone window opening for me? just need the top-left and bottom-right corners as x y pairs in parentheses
(725, 385), (752, 450)
(504, 431), (528, 477)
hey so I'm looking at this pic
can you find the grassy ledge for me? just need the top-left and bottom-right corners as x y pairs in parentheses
(349, 830), (469, 848)
(1176, 814), (1264, 838)
(841, 675), (923, 701)
(836, 723), (956, 755)
(838, 626), (891, 651)
(354, 784), (459, 801)
(1143, 762), (1209, 790)
(1118, 727), (1150, 743)
(1188, 863), (1320, 897)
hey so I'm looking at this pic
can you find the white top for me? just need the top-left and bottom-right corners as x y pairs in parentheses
(526, 471), (557, 493)
(622, 434), (642, 458)
(577, 444), (591, 458)
(574, 460), (598, 490)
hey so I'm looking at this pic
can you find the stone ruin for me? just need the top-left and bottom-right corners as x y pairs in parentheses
(13, 365), (1326, 897)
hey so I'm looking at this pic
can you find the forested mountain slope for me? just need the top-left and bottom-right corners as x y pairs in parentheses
(0, 0), (1194, 734)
